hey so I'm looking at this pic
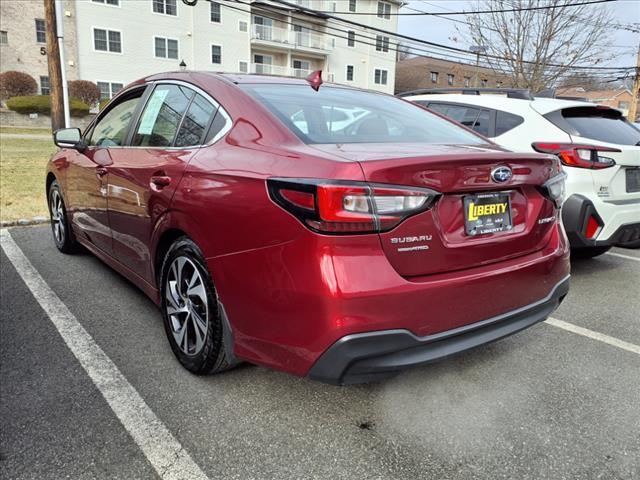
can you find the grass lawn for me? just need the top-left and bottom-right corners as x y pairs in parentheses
(0, 136), (57, 221)
(0, 126), (52, 135)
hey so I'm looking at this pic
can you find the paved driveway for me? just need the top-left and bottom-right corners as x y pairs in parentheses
(1, 225), (639, 479)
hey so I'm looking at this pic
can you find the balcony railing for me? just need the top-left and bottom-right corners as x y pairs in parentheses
(250, 63), (312, 78)
(251, 24), (331, 51)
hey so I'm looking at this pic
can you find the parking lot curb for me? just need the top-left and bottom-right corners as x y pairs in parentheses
(0, 217), (49, 228)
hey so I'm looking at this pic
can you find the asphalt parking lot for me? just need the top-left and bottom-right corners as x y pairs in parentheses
(1, 225), (639, 480)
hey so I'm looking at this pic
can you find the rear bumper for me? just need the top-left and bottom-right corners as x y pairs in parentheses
(309, 276), (570, 385)
(562, 194), (640, 248)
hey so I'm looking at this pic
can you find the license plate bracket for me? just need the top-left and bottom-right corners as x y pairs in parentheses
(463, 192), (513, 236)
(626, 168), (640, 193)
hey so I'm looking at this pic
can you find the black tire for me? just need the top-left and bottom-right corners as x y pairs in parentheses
(571, 246), (612, 259)
(160, 237), (232, 374)
(48, 180), (80, 254)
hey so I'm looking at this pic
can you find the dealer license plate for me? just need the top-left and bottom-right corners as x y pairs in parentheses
(463, 192), (513, 236)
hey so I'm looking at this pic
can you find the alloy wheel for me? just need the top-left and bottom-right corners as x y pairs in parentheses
(165, 256), (209, 356)
(50, 189), (65, 245)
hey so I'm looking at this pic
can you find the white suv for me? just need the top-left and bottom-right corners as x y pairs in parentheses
(402, 89), (640, 257)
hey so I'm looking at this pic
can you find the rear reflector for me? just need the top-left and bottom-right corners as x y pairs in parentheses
(585, 215), (601, 239)
(532, 142), (619, 169)
(268, 178), (440, 234)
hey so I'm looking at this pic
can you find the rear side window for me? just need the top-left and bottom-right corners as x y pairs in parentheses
(495, 110), (524, 136)
(426, 102), (491, 136)
(133, 85), (193, 147)
(241, 85), (484, 145)
(174, 94), (217, 147)
(547, 107), (640, 146)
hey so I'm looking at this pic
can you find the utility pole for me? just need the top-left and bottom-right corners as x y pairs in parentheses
(44, 0), (69, 131)
(628, 44), (640, 123)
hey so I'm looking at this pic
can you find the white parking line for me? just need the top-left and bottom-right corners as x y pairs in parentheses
(0, 229), (209, 480)
(605, 252), (640, 262)
(545, 317), (640, 356)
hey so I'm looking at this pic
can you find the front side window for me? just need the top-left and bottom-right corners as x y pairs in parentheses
(153, 0), (177, 15)
(211, 45), (222, 64)
(374, 69), (388, 85)
(88, 93), (142, 147)
(132, 84), (192, 147)
(40, 76), (50, 95)
(175, 94), (217, 147)
(377, 1), (391, 19)
(241, 84), (485, 145)
(35, 19), (46, 43)
(94, 28), (121, 53)
(210, 2), (221, 22)
(155, 37), (178, 59)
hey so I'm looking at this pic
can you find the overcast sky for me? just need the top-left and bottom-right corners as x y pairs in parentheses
(397, 0), (640, 81)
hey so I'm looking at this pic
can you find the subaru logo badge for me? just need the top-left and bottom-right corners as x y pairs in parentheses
(491, 166), (512, 183)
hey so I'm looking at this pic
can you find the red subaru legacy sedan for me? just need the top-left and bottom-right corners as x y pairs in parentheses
(47, 72), (570, 384)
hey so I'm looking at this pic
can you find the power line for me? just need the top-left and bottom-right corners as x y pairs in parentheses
(221, 0), (632, 75)
(265, 0), (635, 71)
(321, 0), (616, 15)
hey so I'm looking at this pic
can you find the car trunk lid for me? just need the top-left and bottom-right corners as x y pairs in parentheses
(312, 143), (559, 276)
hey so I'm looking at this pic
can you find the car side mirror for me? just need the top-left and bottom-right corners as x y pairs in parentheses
(54, 128), (86, 152)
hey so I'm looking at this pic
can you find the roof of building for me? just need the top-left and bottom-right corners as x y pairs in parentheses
(557, 87), (632, 102)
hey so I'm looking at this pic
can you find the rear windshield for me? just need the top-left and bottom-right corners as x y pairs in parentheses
(240, 84), (485, 145)
(547, 107), (640, 146)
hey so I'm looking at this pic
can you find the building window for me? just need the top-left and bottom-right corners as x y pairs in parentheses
(239, 20), (248, 32)
(618, 100), (630, 110)
(97, 81), (123, 100)
(0, 31), (8, 45)
(464, 76), (471, 87)
(35, 19), (46, 44)
(374, 69), (388, 85)
(40, 76), (50, 95)
(430, 71), (438, 84)
(153, 0), (177, 16)
(94, 28), (121, 53)
(496, 81), (503, 87)
(481, 79), (488, 87)
(210, 2), (221, 23)
(154, 37), (178, 59)
(211, 44), (222, 64)
(239, 61), (248, 73)
(348, 0), (356, 12)
(92, 0), (120, 5)
(447, 74), (454, 86)
(346, 65), (354, 81)
(375, 35), (389, 52)
(377, 2), (391, 19)
(347, 30), (355, 47)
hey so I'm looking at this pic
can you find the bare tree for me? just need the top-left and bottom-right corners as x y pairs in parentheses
(458, 0), (616, 91)
(396, 42), (412, 61)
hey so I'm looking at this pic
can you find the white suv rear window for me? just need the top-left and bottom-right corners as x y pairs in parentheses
(547, 107), (640, 146)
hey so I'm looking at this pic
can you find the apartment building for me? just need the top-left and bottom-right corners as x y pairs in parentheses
(1, 0), (401, 100)
(0, 0), (79, 95)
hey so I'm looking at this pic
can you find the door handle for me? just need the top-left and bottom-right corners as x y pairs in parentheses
(150, 175), (172, 188)
(96, 167), (108, 177)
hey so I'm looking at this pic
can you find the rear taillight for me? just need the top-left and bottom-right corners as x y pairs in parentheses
(268, 178), (440, 234)
(539, 172), (567, 208)
(531, 142), (619, 169)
